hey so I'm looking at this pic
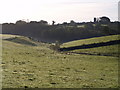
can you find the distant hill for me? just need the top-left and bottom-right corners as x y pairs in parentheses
(2, 21), (119, 43)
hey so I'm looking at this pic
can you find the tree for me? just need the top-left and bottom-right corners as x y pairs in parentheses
(39, 20), (48, 25)
(62, 22), (68, 26)
(16, 20), (27, 25)
(50, 41), (61, 51)
(99, 16), (110, 24)
(52, 21), (55, 25)
(102, 26), (110, 35)
(70, 20), (76, 26)
(85, 23), (94, 30)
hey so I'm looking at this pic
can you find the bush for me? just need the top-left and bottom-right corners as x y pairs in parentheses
(49, 41), (60, 51)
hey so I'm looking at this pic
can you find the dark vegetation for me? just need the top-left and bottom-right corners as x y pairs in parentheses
(2, 16), (120, 43)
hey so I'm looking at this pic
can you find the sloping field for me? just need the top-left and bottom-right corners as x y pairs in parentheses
(61, 35), (119, 48)
(70, 44), (119, 57)
(0, 34), (20, 39)
(60, 35), (120, 57)
(2, 34), (119, 88)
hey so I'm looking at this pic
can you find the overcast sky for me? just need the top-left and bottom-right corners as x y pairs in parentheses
(0, 0), (119, 24)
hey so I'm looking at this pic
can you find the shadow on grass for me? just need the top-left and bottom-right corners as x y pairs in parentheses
(60, 40), (120, 51)
(5, 37), (37, 46)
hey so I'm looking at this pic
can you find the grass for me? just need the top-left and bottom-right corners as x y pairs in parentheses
(60, 35), (120, 57)
(77, 25), (85, 28)
(5, 37), (37, 46)
(61, 35), (119, 48)
(0, 34), (20, 39)
(2, 34), (119, 88)
(64, 44), (119, 57)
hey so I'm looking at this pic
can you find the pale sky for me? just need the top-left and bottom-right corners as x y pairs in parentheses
(0, 0), (119, 24)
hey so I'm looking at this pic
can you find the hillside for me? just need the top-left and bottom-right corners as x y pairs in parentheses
(60, 35), (120, 57)
(2, 21), (119, 43)
(61, 35), (119, 48)
(2, 34), (119, 88)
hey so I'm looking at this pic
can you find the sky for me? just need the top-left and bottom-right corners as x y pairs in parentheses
(0, 0), (119, 24)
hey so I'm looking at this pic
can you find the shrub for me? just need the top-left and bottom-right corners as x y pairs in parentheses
(50, 41), (60, 51)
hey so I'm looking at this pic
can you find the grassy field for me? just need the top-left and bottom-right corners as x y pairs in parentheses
(67, 44), (119, 57)
(2, 34), (119, 88)
(61, 35), (120, 57)
(61, 35), (119, 48)
(0, 34), (20, 39)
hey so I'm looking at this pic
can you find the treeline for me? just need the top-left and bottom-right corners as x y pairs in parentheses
(2, 19), (119, 43)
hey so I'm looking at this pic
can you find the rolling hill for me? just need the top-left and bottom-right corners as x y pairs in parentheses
(60, 35), (120, 57)
(1, 34), (119, 88)
(61, 35), (119, 48)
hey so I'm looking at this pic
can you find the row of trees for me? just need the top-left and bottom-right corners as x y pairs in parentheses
(2, 19), (119, 43)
